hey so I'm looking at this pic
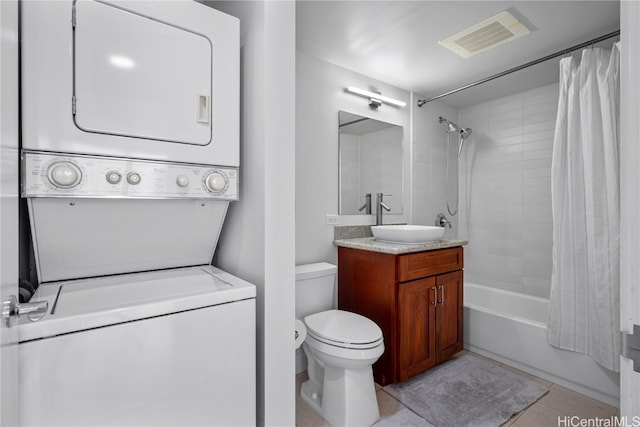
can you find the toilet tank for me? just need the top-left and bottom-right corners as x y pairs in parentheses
(295, 263), (337, 319)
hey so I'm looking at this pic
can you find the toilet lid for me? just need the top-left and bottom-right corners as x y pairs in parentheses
(304, 310), (382, 346)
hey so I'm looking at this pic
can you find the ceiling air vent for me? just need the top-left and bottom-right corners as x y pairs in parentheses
(439, 11), (530, 58)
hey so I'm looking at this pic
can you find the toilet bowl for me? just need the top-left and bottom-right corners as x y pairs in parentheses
(300, 309), (384, 427)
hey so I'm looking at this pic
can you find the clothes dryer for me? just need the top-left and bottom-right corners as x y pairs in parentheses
(21, 0), (239, 166)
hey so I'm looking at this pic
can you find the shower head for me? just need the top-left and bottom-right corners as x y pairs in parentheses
(439, 116), (461, 133)
(457, 128), (473, 156)
(440, 116), (473, 157)
(439, 116), (470, 137)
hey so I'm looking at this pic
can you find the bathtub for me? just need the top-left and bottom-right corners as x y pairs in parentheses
(463, 282), (620, 407)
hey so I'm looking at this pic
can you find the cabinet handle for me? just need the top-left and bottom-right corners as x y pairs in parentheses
(439, 285), (444, 304)
(432, 286), (438, 306)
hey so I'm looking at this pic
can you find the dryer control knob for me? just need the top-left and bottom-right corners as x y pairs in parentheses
(204, 171), (228, 194)
(47, 162), (82, 188)
(127, 172), (141, 185)
(176, 175), (190, 188)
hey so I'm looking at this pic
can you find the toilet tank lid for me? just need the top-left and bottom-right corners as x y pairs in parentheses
(295, 262), (337, 280)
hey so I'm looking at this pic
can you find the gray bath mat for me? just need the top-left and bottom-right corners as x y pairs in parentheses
(383, 354), (548, 427)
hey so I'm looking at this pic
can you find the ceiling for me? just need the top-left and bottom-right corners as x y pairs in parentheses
(296, 1), (620, 107)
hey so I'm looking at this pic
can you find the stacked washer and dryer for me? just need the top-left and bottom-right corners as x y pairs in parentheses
(17, 1), (254, 425)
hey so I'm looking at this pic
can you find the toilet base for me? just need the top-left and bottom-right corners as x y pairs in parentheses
(301, 365), (380, 427)
(300, 380), (323, 413)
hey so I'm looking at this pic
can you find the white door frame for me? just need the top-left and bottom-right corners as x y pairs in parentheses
(619, 0), (640, 418)
(0, 0), (21, 425)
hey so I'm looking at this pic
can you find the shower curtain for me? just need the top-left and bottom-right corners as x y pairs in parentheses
(548, 42), (620, 372)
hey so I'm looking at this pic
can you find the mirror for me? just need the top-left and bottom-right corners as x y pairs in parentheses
(338, 111), (403, 215)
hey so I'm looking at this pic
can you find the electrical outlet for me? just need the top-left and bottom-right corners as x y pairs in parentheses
(326, 214), (339, 225)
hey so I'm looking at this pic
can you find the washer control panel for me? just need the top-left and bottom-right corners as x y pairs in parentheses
(22, 151), (239, 200)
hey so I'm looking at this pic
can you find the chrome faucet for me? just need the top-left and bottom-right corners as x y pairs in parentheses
(358, 193), (372, 214)
(436, 213), (452, 228)
(376, 193), (391, 225)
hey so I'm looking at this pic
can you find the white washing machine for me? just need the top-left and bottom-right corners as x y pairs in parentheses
(19, 152), (255, 426)
(19, 266), (256, 426)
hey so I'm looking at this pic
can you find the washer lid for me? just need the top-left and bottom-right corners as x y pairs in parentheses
(304, 310), (382, 345)
(54, 268), (230, 316)
(18, 266), (256, 342)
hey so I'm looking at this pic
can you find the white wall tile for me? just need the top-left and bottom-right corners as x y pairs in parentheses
(459, 83), (558, 299)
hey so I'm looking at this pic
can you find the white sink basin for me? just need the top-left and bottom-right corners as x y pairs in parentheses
(371, 225), (445, 244)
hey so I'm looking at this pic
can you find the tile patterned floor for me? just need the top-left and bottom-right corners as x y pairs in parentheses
(296, 352), (619, 427)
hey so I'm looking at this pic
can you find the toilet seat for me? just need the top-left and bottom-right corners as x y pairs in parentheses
(305, 310), (383, 350)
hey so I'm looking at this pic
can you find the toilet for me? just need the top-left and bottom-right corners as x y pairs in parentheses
(296, 263), (384, 427)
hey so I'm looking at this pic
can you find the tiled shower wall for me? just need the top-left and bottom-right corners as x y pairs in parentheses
(412, 99), (460, 239)
(458, 83), (558, 299)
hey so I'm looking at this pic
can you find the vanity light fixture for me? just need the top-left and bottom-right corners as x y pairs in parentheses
(345, 86), (406, 108)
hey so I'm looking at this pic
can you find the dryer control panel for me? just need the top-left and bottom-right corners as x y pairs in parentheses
(22, 151), (239, 200)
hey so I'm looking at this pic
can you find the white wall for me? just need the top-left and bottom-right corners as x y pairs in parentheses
(208, 2), (296, 426)
(296, 50), (411, 264)
(458, 84), (558, 298)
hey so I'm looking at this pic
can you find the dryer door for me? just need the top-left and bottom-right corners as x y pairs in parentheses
(73, 1), (212, 145)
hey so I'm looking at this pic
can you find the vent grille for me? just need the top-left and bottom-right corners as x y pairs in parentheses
(440, 11), (530, 58)
(454, 22), (514, 53)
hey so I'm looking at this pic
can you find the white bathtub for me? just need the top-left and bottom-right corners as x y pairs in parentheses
(464, 282), (620, 407)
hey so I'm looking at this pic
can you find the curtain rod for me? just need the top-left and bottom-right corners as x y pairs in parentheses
(417, 30), (620, 106)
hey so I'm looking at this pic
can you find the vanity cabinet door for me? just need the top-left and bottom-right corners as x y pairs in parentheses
(398, 277), (437, 381)
(435, 270), (464, 362)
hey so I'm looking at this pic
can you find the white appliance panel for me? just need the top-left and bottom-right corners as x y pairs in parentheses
(22, 152), (239, 200)
(28, 198), (228, 282)
(21, 0), (239, 166)
(75, 1), (212, 145)
(19, 298), (256, 426)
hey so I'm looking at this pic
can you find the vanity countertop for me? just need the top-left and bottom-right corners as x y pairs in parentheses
(333, 237), (468, 255)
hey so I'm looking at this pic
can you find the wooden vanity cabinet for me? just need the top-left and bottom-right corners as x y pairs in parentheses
(338, 246), (463, 385)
